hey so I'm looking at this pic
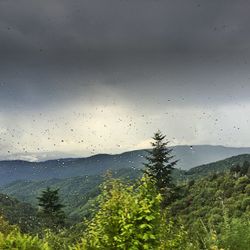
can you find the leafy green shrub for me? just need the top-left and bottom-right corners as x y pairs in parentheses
(0, 215), (16, 235)
(0, 230), (49, 250)
(245, 184), (250, 195)
(42, 229), (74, 250)
(241, 197), (250, 211)
(219, 218), (250, 250)
(73, 176), (188, 250)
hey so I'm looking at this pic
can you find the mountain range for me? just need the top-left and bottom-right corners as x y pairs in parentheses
(1, 145), (250, 185)
(2, 153), (250, 222)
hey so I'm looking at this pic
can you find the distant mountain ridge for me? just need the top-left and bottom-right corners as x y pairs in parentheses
(3, 153), (250, 222)
(1, 145), (250, 185)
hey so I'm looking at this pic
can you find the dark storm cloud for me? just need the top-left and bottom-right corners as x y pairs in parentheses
(1, 0), (250, 157)
(0, 0), (250, 108)
(0, 0), (249, 53)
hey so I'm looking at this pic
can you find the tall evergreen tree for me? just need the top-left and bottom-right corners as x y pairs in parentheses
(37, 187), (65, 229)
(144, 131), (178, 195)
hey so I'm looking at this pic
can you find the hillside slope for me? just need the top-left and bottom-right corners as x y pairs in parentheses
(186, 154), (250, 178)
(3, 154), (250, 222)
(0, 193), (39, 233)
(0, 168), (141, 221)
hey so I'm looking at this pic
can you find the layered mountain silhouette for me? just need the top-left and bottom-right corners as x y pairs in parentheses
(1, 145), (250, 185)
(2, 153), (250, 221)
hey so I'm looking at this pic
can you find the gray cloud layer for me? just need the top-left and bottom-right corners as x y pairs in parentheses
(0, 0), (250, 158)
(1, 0), (250, 51)
(1, 0), (250, 104)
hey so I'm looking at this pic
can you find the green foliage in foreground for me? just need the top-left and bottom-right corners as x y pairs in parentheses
(73, 176), (188, 250)
(0, 230), (49, 250)
(0, 216), (48, 249)
(2, 170), (250, 249)
(0, 176), (190, 250)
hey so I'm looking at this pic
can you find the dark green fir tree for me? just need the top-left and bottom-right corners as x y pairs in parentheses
(37, 187), (65, 230)
(144, 131), (178, 204)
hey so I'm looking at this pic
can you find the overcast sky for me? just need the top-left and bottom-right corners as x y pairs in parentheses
(1, 0), (250, 161)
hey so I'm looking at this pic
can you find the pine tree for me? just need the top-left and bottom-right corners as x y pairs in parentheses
(144, 131), (178, 200)
(37, 187), (65, 229)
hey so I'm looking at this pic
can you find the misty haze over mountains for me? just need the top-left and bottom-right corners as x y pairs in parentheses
(1, 145), (250, 186)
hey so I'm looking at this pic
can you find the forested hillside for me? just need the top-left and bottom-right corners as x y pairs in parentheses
(1, 139), (250, 249)
(0, 168), (141, 222)
(0, 193), (40, 233)
(1, 159), (250, 249)
(2, 154), (250, 222)
(186, 154), (250, 178)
